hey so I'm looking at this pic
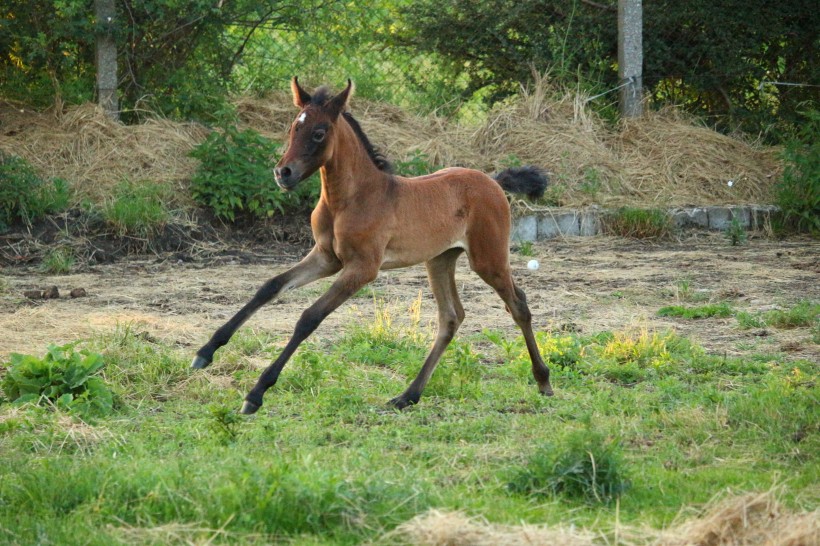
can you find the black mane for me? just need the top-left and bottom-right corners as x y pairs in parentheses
(342, 112), (394, 174)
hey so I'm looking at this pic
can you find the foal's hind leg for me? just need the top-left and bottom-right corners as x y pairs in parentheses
(191, 247), (340, 369)
(473, 265), (553, 396)
(389, 248), (465, 409)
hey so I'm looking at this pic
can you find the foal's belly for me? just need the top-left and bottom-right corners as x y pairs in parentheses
(380, 238), (467, 270)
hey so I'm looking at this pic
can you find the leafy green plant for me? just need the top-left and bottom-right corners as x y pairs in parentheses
(393, 150), (441, 177)
(536, 332), (584, 370)
(102, 180), (169, 238)
(40, 247), (75, 275)
(579, 166), (603, 199)
(1, 344), (112, 417)
(725, 216), (748, 246)
(190, 125), (317, 222)
(207, 404), (243, 445)
(0, 152), (69, 229)
(516, 240), (534, 256)
(657, 303), (734, 319)
(775, 109), (819, 235)
(508, 428), (629, 504)
(603, 207), (673, 239)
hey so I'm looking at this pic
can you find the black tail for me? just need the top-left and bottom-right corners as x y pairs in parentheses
(493, 166), (549, 200)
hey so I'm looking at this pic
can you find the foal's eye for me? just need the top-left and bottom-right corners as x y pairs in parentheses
(312, 129), (326, 143)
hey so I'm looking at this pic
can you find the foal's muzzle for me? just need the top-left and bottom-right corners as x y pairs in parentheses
(274, 164), (301, 190)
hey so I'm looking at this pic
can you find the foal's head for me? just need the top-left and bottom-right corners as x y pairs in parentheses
(274, 77), (353, 190)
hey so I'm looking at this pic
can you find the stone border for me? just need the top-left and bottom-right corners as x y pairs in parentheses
(511, 205), (779, 241)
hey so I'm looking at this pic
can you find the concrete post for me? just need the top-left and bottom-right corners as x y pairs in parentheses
(95, 0), (118, 120)
(618, 0), (643, 117)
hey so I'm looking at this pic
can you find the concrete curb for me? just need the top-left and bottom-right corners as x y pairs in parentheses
(511, 205), (779, 242)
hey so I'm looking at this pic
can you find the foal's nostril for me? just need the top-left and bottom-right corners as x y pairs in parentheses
(276, 166), (292, 181)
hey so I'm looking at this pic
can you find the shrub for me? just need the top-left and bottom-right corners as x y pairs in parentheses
(0, 152), (69, 229)
(1, 344), (113, 417)
(776, 110), (820, 235)
(603, 207), (673, 239)
(190, 125), (318, 221)
(508, 428), (629, 503)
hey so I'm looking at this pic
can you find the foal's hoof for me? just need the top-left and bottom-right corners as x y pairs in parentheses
(540, 384), (555, 396)
(387, 395), (418, 411)
(239, 400), (261, 415)
(190, 355), (211, 369)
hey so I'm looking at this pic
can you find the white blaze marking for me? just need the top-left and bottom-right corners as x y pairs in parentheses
(297, 112), (307, 124)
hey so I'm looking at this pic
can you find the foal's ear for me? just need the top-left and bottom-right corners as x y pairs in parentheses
(291, 77), (312, 108)
(327, 79), (354, 119)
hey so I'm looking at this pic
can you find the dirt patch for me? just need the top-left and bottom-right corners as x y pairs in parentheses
(1, 234), (817, 366)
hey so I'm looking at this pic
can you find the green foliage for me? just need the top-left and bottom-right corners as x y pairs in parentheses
(40, 247), (75, 275)
(0, 0), (312, 119)
(736, 301), (819, 331)
(1, 344), (112, 417)
(508, 428), (629, 503)
(207, 404), (243, 445)
(516, 240), (535, 257)
(0, 318), (817, 543)
(102, 180), (169, 238)
(399, 0), (819, 139)
(657, 303), (734, 320)
(764, 301), (819, 329)
(0, 152), (69, 229)
(393, 151), (441, 177)
(775, 110), (820, 235)
(190, 125), (318, 222)
(725, 217), (748, 246)
(603, 208), (673, 239)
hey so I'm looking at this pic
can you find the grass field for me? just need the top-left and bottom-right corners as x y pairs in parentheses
(1, 292), (817, 545)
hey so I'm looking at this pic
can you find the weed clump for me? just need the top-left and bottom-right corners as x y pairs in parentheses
(0, 151), (69, 230)
(1, 344), (112, 417)
(508, 428), (629, 503)
(102, 180), (170, 238)
(603, 207), (673, 239)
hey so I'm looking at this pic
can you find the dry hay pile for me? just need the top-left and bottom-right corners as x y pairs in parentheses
(1, 83), (782, 210)
(0, 101), (207, 205)
(387, 490), (818, 546)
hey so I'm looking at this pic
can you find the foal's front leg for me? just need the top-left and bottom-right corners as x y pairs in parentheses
(241, 266), (378, 414)
(191, 247), (340, 370)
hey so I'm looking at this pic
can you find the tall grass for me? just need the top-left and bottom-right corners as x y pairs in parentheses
(1, 308), (817, 544)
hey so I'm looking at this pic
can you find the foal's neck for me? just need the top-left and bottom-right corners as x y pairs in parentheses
(320, 117), (391, 210)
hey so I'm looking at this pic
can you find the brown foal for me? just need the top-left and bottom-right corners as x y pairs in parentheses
(191, 78), (554, 414)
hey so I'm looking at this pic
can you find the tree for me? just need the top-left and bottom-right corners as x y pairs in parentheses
(0, 0), (320, 120)
(398, 0), (819, 139)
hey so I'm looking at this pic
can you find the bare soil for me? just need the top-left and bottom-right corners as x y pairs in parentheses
(1, 233), (818, 365)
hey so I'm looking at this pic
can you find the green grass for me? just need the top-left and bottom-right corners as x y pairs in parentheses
(736, 300), (819, 331)
(40, 246), (76, 275)
(102, 180), (170, 238)
(603, 208), (673, 239)
(1, 311), (818, 545)
(657, 303), (734, 319)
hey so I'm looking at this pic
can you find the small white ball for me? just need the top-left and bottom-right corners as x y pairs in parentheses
(527, 259), (539, 270)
